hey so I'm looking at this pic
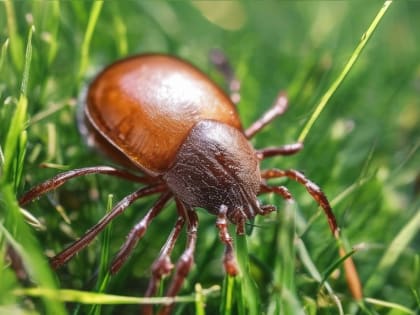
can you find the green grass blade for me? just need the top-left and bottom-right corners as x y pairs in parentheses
(78, 1), (104, 81)
(364, 297), (416, 315)
(298, 0), (393, 142)
(0, 21), (65, 315)
(268, 202), (303, 315)
(2, 95), (27, 188)
(235, 234), (259, 315)
(2, 25), (34, 190)
(220, 275), (235, 315)
(365, 206), (420, 295)
(3, 0), (24, 71)
(0, 39), (9, 77)
(413, 255), (420, 307)
(111, 1), (128, 57)
(88, 194), (114, 315)
(194, 284), (207, 315)
(45, 1), (60, 65)
(296, 239), (344, 315)
(0, 186), (66, 315)
(14, 286), (220, 305)
(96, 196), (114, 288)
(20, 25), (34, 96)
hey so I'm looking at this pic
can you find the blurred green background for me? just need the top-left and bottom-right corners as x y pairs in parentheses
(0, 1), (418, 314)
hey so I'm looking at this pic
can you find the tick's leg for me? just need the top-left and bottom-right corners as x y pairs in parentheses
(145, 198), (188, 297)
(261, 168), (363, 299)
(19, 166), (155, 206)
(209, 49), (241, 105)
(261, 168), (338, 235)
(245, 92), (289, 139)
(256, 142), (303, 160)
(216, 205), (239, 276)
(110, 192), (172, 274)
(158, 204), (198, 315)
(143, 216), (185, 315)
(50, 184), (167, 269)
(259, 183), (293, 202)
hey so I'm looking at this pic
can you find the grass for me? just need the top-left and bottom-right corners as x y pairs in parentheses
(1, 1), (419, 314)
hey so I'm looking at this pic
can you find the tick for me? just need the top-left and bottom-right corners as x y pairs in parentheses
(20, 51), (352, 314)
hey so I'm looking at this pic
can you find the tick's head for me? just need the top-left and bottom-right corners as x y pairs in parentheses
(164, 120), (267, 226)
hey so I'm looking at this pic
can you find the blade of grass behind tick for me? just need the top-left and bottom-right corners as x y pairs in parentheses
(364, 205), (420, 296)
(38, 1), (60, 66)
(364, 297), (416, 315)
(3, 0), (24, 71)
(235, 234), (259, 315)
(111, 1), (128, 57)
(297, 0), (393, 143)
(0, 39), (10, 164)
(414, 255), (420, 307)
(0, 187), (66, 315)
(88, 194), (114, 315)
(194, 284), (208, 315)
(295, 1), (393, 302)
(220, 275), (235, 315)
(78, 1), (104, 82)
(268, 201), (304, 315)
(0, 23), (66, 315)
(15, 286), (220, 305)
(2, 25), (34, 190)
(296, 238), (347, 314)
(28, 1), (61, 107)
(0, 39), (9, 80)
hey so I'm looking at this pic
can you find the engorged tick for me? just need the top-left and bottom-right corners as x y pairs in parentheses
(19, 52), (360, 315)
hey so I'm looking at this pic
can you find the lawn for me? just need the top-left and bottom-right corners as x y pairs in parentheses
(0, 1), (419, 315)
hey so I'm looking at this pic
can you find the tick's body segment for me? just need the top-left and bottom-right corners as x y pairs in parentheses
(20, 53), (360, 314)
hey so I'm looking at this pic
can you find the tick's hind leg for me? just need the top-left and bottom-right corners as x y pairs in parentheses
(18, 166), (155, 206)
(209, 50), (300, 149)
(50, 184), (167, 269)
(259, 183), (293, 202)
(247, 93), (303, 157)
(256, 142), (303, 160)
(209, 49), (241, 105)
(110, 192), (173, 274)
(245, 92), (290, 139)
(261, 168), (338, 235)
(18, 165), (162, 269)
(157, 203), (199, 315)
(145, 216), (185, 296)
(143, 216), (185, 315)
(260, 168), (363, 299)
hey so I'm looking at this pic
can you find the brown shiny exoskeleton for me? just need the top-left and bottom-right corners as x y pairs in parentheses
(19, 52), (360, 314)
